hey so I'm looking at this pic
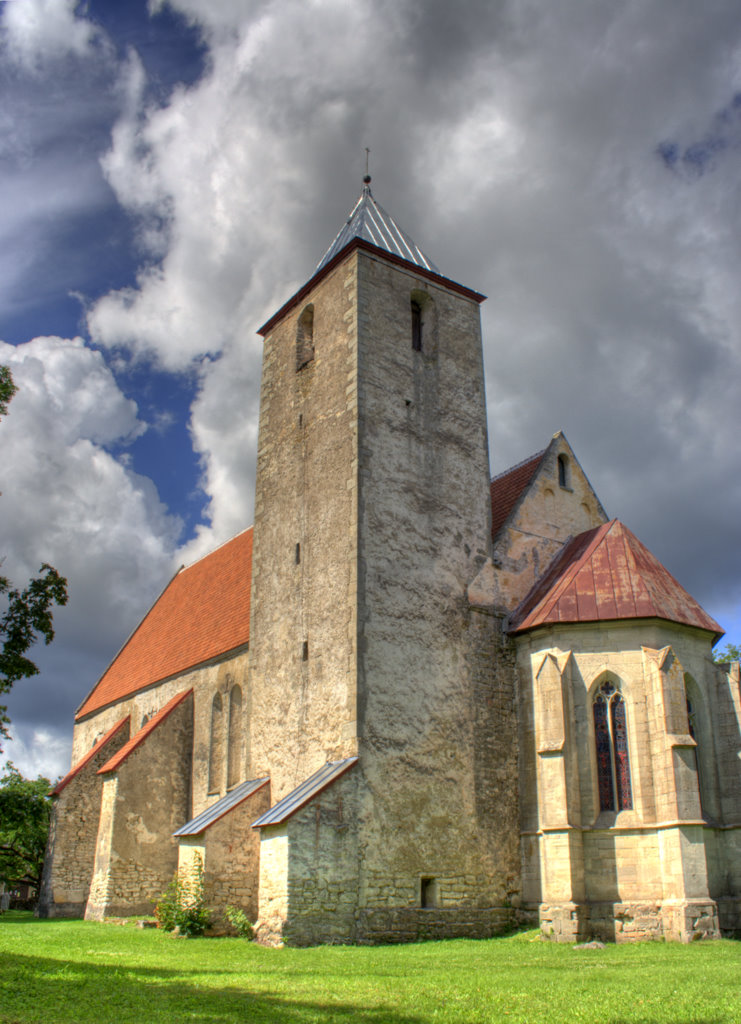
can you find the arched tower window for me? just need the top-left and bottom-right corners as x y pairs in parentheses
(296, 304), (315, 371)
(593, 679), (633, 811)
(208, 693), (224, 794)
(226, 684), (243, 790)
(557, 453), (569, 489)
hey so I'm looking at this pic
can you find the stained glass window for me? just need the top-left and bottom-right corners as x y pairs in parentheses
(593, 680), (633, 812)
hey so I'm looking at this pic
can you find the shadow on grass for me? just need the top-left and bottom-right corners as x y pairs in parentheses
(0, 950), (427, 1024)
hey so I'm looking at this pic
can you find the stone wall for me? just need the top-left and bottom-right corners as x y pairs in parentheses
(71, 649), (249, 825)
(516, 619), (731, 940)
(178, 782), (270, 930)
(255, 767), (360, 946)
(85, 692), (193, 919)
(492, 435), (607, 612)
(248, 253), (360, 800)
(37, 718), (131, 917)
(353, 250), (520, 939)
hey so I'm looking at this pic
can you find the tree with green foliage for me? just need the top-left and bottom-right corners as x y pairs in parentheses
(713, 642), (741, 664)
(0, 365), (17, 416)
(0, 761), (52, 891)
(0, 366), (68, 748)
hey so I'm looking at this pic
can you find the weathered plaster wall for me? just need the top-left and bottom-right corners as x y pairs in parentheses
(248, 254), (359, 801)
(85, 692), (193, 919)
(71, 649), (249, 823)
(37, 720), (131, 917)
(255, 768), (360, 946)
(492, 436), (607, 612)
(516, 619), (728, 940)
(178, 782), (270, 930)
(354, 251), (520, 937)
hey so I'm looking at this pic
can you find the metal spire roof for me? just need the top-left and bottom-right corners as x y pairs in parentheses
(315, 177), (440, 274)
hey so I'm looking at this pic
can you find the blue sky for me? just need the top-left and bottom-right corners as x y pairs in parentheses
(1, 0), (740, 779)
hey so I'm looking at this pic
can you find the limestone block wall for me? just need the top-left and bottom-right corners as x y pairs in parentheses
(353, 251), (520, 934)
(492, 436), (607, 612)
(516, 620), (726, 940)
(249, 253), (360, 800)
(85, 692), (193, 919)
(177, 783), (270, 930)
(255, 768), (360, 946)
(37, 718), (131, 918)
(70, 649), (249, 825)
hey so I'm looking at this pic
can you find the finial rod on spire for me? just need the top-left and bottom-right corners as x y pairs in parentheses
(363, 146), (371, 187)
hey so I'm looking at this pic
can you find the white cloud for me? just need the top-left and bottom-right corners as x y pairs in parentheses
(1, 0), (107, 71)
(3, 727), (71, 784)
(0, 337), (182, 775)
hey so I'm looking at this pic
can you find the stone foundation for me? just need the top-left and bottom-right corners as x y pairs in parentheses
(540, 898), (720, 942)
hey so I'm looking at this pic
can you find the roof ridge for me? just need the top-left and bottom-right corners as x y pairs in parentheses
(178, 524), (254, 574)
(491, 449), (546, 483)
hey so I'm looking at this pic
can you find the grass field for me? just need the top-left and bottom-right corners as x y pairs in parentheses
(1, 912), (739, 1024)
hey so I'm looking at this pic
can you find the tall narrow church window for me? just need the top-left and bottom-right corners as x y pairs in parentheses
(558, 454), (569, 489)
(227, 685), (243, 790)
(686, 694), (706, 815)
(296, 304), (315, 371)
(593, 680), (633, 811)
(411, 300), (422, 351)
(208, 693), (224, 794)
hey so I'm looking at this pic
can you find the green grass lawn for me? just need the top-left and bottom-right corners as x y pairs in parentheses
(0, 912), (739, 1024)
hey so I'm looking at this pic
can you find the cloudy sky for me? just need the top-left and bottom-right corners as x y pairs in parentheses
(1, 0), (740, 781)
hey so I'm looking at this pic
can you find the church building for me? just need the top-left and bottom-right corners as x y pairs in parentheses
(39, 179), (741, 944)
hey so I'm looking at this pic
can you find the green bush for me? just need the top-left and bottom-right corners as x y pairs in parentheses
(154, 854), (210, 937)
(224, 904), (254, 938)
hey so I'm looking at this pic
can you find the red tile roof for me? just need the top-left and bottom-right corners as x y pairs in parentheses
(490, 450), (545, 541)
(76, 529), (252, 720)
(51, 716), (130, 796)
(509, 519), (723, 639)
(98, 689), (193, 774)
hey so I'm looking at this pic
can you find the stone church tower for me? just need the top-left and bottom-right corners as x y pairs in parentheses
(248, 179), (519, 942)
(39, 177), (741, 945)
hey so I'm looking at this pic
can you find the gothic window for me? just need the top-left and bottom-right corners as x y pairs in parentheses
(226, 685), (243, 790)
(686, 692), (707, 816)
(411, 299), (422, 351)
(593, 679), (633, 812)
(557, 453), (569, 489)
(208, 693), (224, 794)
(296, 304), (314, 371)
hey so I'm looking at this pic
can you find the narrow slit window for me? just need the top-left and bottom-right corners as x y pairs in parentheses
(302, 640), (309, 661)
(295, 542), (301, 564)
(296, 305), (315, 371)
(593, 680), (633, 811)
(558, 454), (569, 488)
(411, 300), (422, 351)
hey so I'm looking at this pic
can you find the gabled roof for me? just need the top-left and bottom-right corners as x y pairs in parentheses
(509, 519), (724, 639)
(98, 689), (193, 774)
(316, 181), (439, 274)
(173, 777), (270, 837)
(252, 757), (358, 828)
(76, 529), (252, 720)
(51, 716), (130, 796)
(490, 450), (546, 541)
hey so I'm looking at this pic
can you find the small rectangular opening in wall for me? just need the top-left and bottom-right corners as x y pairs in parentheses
(295, 542), (301, 564)
(302, 640), (309, 661)
(411, 300), (422, 351)
(420, 877), (437, 909)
